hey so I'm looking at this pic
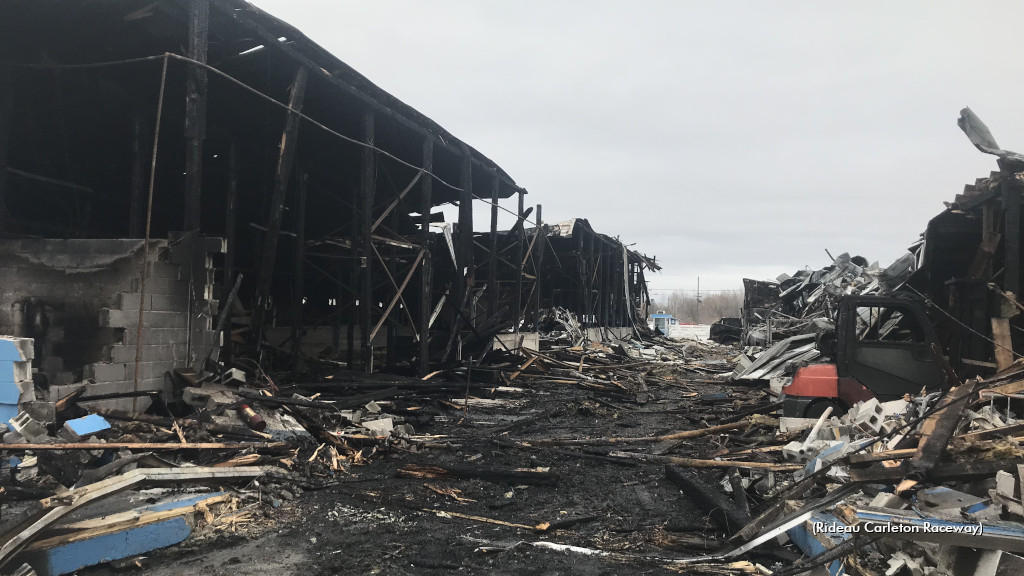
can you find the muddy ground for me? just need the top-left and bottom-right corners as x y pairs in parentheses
(82, 350), (798, 576)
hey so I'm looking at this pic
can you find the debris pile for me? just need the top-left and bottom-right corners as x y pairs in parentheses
(742, 251), (918, 346)
(685, 364), (1024, 575)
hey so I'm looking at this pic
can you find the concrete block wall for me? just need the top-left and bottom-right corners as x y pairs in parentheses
(0, 236), (223, 412)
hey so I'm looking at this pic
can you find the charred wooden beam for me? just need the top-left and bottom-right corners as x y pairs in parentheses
(514, 190), (525, 332)
(665, 465), (751, 532)
(292, 172), (308, 370)
(385, 209), (400, 371)
(532, 204), (544, 330)
(419, 137), (434, 377)
(397, 463), (557, 486)
(370, 249), (425, 342)
(223, 141), (239, 366)
(360, 110), (376, 371)
(183, 0), (209, 231)
(251, 65), (308, 346)
(372, 171), (421, 233)
(458, 152), (474, 294)
(346, 266), (356, 369)
(488, 170), (500, 320)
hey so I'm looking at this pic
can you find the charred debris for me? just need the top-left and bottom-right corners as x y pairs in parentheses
(4, 2), (1024, 575)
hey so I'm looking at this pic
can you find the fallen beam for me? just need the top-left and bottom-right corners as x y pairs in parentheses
(908, 380), (979, 478)
(608, 451), (800, 471)
(0, 442), (286, 451)
(528, 419), (753, 447)
(397, 464), (557, 486)
(665, 465), (750, 532)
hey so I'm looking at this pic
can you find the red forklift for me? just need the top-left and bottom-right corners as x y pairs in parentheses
(781, 295), (953, 418)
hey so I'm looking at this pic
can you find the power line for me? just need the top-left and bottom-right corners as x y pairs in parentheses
(648, 288), (742, 293)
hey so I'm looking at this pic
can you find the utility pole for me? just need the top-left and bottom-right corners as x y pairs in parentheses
(695, 276), (702, 324)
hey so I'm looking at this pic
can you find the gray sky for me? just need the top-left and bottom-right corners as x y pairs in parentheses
(251, 0), (1024, 297)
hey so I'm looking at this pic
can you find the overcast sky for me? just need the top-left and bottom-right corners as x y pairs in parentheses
(251, 0), (1024, 297)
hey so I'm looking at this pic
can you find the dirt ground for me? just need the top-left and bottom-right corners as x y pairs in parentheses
(80, 351), (795, 576)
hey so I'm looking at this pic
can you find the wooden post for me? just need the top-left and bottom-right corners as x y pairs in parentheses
(513, 190), (525, 334)
(347, 267), (356, 369)
(488, 171), (500, 320)
(223, 142), (238, 366)
(533, 204), (544, 330)
(128, 112), (149, 238)
(600, 244), (609, 327)
(586, 234), (596, 325)
(223, 143), (238, 300)
(360, 110), (376, 372)
(577, 229), (587, 324)
(291, 172), (307, 370)
(1003, 169), (1021, 297)
(452, 153), (473, 353)
(418, 138), (434, 377)
(385, 208), (399, 370)
(183, 0), (209, 232)
(458, 152), (474, 304)
(251, 66), (308, 346)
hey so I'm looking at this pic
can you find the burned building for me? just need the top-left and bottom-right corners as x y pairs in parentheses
(0, 1), (660, 413)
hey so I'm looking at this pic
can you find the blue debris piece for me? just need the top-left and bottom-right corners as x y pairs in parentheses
(0, 382), (20, 404)
(787, 510), (851, 576)
(63, 414), (111, 437)
(29, 517), (192, 576)
(0, 337), (31, 362)
(0, 360), (29, 384)
(0, 403), (17, 426)
(24, 492), (226, 576)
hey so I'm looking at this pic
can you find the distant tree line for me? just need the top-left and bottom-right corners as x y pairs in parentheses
(649, 290), (743, 324)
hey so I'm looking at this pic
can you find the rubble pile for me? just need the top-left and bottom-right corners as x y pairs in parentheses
(743, 251), (918, 346)
(0, 312), (745, 574)
(682, 363), (1024, 575)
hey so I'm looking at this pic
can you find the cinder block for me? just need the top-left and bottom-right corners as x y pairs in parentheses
(150, 293), (190, 312)
(850, 398), (884, 435)
(121, 361), (176, 381)
(131, 275), (187, 296)
(997, 470), (1017, 498)
(122, 327), (189, 346)
(40, 356), (64, 375)
(22, 401), (55, 424)
(48, 372), (77, 386)
(49, 378), (167, 404)
(782, 440), (809, 462)
(84, 362), (127, 382)
(100, 310), (188, 330)
(116, 292), (148, 311)
(18, 381), (34, 403)
(149, 261), (183, 280)
(10, 412), (48, 442)
(107, 344), (187, 364)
